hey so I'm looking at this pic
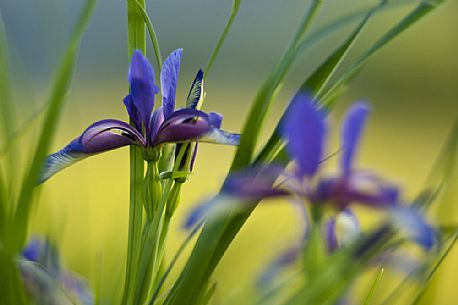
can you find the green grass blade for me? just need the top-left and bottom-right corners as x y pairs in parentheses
(8, 0), (96, 253)
(255, 3), (379, 165)
(134, 0), (162, 70)
(230, 0), (323, 171)
(205, 0), (241, 79)
(362, 268), (384, 305)
(320, 0), (442, 106)
(415, 119), (457, 210)
(300, 1), (377, 98)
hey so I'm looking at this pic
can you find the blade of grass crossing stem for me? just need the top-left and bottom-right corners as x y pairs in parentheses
(205, 0), (240, 80)
(320, 1), (441, 107)
(230, 0), (323, 171)
(134, 0), (162, 70)
(255, 4), (378, 165)
(9, 0), (96, 253)
(123, 0), (147, 304)
(362, 268), (384, 305)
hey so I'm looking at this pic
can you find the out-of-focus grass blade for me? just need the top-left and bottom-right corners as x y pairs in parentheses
(205, 0), (241, 80)
(0, 12), (15, 149)
(409, 231), (458, 305)
(415, 119), (458, 210)
(320, 0), (442, 107)
(230, 0), (322, 171)
(0, 103), (48, 158)
(8, 0), (96, 253)
(198, 282), (218, 305)
(300, 1), (378, 98)
(362, 268), (384, 305)
(134, 0), (162, 70)
(255, 3), (378, 165)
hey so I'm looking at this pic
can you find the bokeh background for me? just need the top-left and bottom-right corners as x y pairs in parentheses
(1, 0), (457, 304)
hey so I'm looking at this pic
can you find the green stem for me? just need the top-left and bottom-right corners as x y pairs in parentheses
(134, 0), (163, 70)
(123, 0), (146, 304)
(205, 0), (241, 80)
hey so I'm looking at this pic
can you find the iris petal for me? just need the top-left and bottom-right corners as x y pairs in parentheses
(128, 50), (159, 127)
(153, 108), (240, 146)
(39, 119), (144, 183)
(390, 206), (436, 250)
(123, 94), (141, 132)
(282, 93), (326, 178)
(186, 69), (204, 109)
(161, 49), (183, 118)
(341, 102), (369, 175)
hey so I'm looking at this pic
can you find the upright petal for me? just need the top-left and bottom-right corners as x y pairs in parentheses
(341, 102), (369, 175)
(123, 94), (141, 132)
(186, 69), (204, 109)
(128, 50), (159, 127)
(149, 107), (165, 142)
(39, 119), (145, 183)
(282, 93), (326, 178)
(161, 49), (183, 118)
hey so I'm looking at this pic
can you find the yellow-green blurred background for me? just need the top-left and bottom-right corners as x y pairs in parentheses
(1, 0), (457, 304)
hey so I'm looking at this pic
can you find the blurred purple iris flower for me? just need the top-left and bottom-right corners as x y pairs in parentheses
(186, 94), (435, 250)
(19, 238), (93, 305)
(39, 49), (239, 183)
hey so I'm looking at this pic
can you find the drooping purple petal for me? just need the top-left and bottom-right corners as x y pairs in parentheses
(390, 206), (436, 250)
(186, 69), (204, 109)
(161, 49), (183, 118)
(128, 50), (159, 128)
(199, 128), (240, 146)
(222, 166), (289, 199)
(315, 171), (399, 208)
(39, 119), (145, 183)
(341, 102), (370, 175)
(208, 112), (223, 128)
(152, 109), (240, 146)
(282, 93), (327, 178)
(184, 195), (236, 230)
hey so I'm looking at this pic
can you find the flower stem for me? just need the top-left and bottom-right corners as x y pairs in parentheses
(123, 0), (146, 304)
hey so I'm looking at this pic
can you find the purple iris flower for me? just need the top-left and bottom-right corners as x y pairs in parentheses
(282, 94), (399, 208)
(19, 238), (93, 305)
(39, 49), (240, 183)
(186, 94), (434, 250)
